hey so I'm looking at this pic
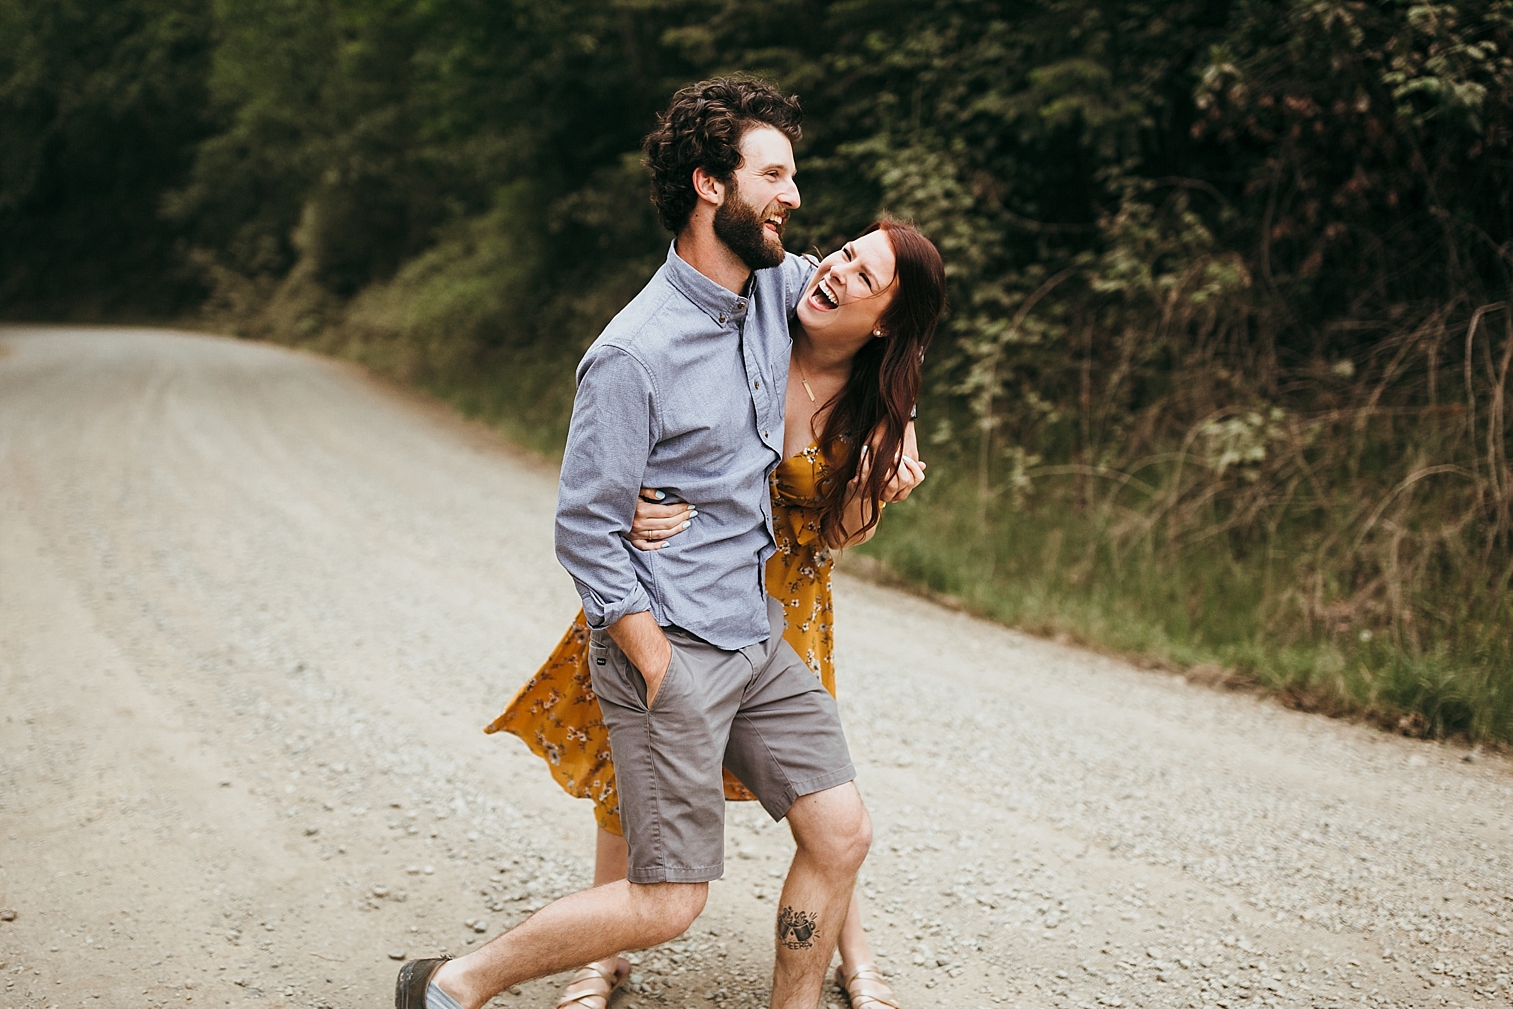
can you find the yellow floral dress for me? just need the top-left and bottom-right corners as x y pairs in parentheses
(485, 444), (836, 834)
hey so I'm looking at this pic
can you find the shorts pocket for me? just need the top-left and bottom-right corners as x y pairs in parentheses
(589, 635), (680, 714)
(643, 647), (679, 712)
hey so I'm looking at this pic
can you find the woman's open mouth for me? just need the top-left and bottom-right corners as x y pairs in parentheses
(807, 276), (840, 312)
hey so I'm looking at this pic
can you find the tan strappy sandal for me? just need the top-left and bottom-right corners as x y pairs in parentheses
(837, 963), (901, 1009)
(556, 956), (630, 1009)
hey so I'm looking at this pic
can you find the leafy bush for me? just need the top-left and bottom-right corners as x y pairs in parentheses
(0, 0), (215, 315)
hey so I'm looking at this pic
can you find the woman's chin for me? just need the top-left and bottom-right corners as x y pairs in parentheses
(798, 305), (836, 332)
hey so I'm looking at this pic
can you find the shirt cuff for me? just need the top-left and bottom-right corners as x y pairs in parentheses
(580, 580), (654, 631)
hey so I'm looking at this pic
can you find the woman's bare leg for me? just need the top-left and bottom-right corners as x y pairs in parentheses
(837, 888), (874, 977)
(841, 889), (883, 980)
(594, 826), (629, 886)
(837, 879), (902, 1005)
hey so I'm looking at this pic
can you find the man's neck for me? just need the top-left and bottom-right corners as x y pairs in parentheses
(675, 224), (753, 295)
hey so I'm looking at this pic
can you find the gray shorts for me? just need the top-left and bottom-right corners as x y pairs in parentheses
(588, 596), (855, 884)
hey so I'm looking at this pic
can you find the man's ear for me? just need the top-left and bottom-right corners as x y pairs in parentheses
(691, 166), (726, 207)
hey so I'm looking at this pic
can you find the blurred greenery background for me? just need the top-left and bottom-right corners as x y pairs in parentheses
(4, 0), (1512, 742)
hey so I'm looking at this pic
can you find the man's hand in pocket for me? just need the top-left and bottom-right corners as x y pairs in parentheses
(607, 610), (673, 706)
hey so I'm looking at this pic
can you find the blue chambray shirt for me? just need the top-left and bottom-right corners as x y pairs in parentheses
(554, 242), (816, 650)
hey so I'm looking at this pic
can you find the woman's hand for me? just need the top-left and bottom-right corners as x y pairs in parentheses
(882, 452), (927, 501)
(628, 488), (696, 551)
(889, 420), (925, 502)
(849, 443), (928, 503)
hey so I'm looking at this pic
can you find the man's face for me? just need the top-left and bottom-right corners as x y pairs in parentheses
(713, 126), (800, 271)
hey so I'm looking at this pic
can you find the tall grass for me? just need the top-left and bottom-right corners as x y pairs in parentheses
(860, 301), (1513, 746)
(862, 466), (1513, 743)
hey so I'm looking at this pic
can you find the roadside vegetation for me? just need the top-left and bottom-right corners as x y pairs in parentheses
(4, 0), (1511, 743)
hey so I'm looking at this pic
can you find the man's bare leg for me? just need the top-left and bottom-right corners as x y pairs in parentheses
(429, 879), (706, 1009)
(566, 827), (634, 1001)
(770, 782), (872, 1009)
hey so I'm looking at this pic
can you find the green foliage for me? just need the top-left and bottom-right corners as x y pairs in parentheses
(0, 0), (215, 315)
(5, 0), (1513, 740)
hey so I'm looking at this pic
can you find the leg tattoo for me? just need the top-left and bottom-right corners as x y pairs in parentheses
(777, 906), (819, 950)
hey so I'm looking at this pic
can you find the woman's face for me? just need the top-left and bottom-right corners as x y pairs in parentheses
(795, 230), (898, 348)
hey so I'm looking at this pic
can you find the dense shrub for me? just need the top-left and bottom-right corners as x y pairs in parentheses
(0, 0), (215, 315)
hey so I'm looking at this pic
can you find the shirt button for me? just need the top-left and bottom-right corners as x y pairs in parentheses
(753, 380), (760, 389)
(719, 314), (727, 323)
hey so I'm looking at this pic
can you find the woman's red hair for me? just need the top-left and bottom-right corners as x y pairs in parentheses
(814, 219), (947, 544)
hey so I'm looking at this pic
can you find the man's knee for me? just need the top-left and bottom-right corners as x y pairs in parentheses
(630, 881), (708, 943)
(833, 803), (873, 870)
(789, 784), (871, 871)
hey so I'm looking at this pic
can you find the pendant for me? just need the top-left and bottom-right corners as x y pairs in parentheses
(801, 379), (816, 402)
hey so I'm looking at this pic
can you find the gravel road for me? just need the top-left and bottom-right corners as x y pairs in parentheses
(2, 326), (1511, 1009)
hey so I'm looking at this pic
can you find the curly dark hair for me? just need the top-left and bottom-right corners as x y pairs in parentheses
(642, 77), (803, 234)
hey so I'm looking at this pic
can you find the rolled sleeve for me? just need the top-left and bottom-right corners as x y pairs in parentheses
(554, 346), (658, 629)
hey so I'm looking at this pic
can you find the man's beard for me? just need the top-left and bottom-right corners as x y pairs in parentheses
(713, 183), (786, 271)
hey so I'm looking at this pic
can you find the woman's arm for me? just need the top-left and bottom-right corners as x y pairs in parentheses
(827, 421), (926, 550)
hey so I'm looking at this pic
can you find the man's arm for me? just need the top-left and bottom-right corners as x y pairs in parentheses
(554, 346), (669, 686)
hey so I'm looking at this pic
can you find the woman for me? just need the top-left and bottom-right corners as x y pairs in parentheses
(487, 219), (946, 1009)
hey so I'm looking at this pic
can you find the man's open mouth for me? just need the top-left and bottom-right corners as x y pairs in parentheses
(808, 276), (840, 311)
(763, 213), (786, 238)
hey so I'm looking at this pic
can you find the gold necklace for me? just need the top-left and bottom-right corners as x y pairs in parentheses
(794, 350), (817, 402)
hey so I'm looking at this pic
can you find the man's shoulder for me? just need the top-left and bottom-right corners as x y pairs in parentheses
(760, 251), (816, 313)
(586, 265), (686, 363)
(777, 249), (817, 285)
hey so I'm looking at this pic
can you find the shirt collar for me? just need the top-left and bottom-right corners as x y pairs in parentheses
(664, 241), (753, 327)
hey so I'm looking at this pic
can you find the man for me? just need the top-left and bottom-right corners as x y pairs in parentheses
(396, 77), (871, 1009)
